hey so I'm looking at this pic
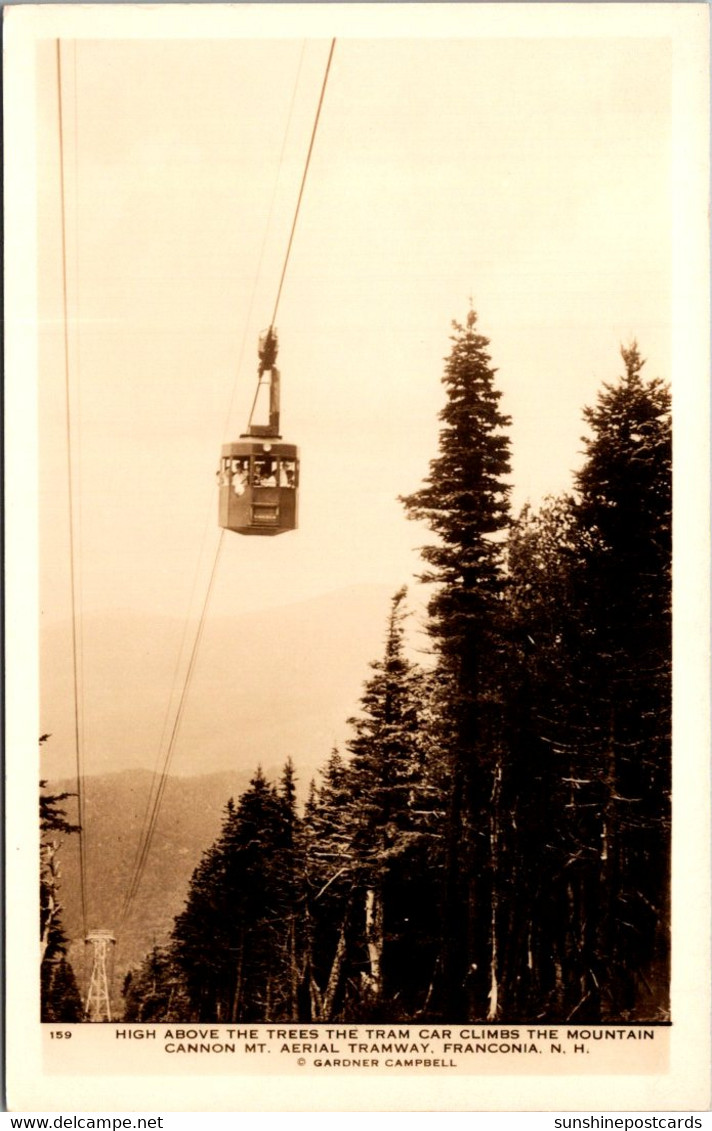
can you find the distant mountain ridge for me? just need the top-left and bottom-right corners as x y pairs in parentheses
(40, 583), (404, 786)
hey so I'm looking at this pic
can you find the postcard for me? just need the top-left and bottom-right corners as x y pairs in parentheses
(4, 2), (710, 1113)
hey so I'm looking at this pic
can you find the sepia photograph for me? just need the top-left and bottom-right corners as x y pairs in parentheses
(5, 1), (709, 1113)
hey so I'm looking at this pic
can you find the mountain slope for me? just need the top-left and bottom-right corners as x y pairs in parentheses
(46, 768), (255, 1015)
(40, 583), (429, 1015)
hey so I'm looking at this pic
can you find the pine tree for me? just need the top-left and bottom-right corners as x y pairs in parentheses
(502, 345), (672, 1021)
(346, 587), (423, 856)
(171, 767), (305, 1022)
(401, 311), (512, 645)
(571, 344), (672, 1018)
(302, 591), (443, 1020)
(170, 831), (233, 1020)
(122, 945), (189, 1022)
(40, 783), (80, 964)
(575, 342), (671, 658)
(343, 586), (436, 1017)
(40, 739), (83, 1021)
(41, 953), (83, 1022)
(302, 749), (355, 1020)
(276, 758), (308, 1020)
(505, 496), (597, 1018)
(401, 310), (513, 1020)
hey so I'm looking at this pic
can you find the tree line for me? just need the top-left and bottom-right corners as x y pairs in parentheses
(121, 311), (670, 1023)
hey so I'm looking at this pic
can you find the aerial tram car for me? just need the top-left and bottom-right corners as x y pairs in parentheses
(218, 328), (299, 536)
(217, 40), (337, 539)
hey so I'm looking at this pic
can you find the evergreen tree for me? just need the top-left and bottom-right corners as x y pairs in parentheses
(401, 309), (513, 1019)
(40, 738), (83, 1021)
(571, 344), (672, 1018)
(40, 782), (80, 963)
(302, 749), (354, 1019)
(276, 757), (308, 1019)
(41, 953), (83, 1023)
(503, 345), (672, 1021)
(343, 586), (437, 1017)
(171, 766), (306, 1022)
(301, 590), (443, 1020)
(170, 832), (232, 1019)
(122, 945), (189, 1022)
(346, 588), (423, 855)
(576, 342), (671, 624)
(505, 496), (598, 1018)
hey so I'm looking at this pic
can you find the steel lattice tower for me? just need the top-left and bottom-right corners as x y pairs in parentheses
(84, 931), (115, 1021)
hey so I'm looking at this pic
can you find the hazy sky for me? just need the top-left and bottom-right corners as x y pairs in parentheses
(28, 18), (686, 790)
(37, 33), (672, 634)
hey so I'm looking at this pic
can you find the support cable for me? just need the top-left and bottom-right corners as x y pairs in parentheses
(117, 37), (336, 942)
(227, 40), (306, 443)
(118, 533), (225, 932)
(247, 37), (335, 431)
(270, 37), (335, 329)
(57, 37), (88, 942)
(116, 44), (309, 938)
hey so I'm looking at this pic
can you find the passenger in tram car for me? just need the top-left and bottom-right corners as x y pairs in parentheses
(280, 461), (296, 488)
(232, 459), (249, 495)
(254, 457), (277, 487)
